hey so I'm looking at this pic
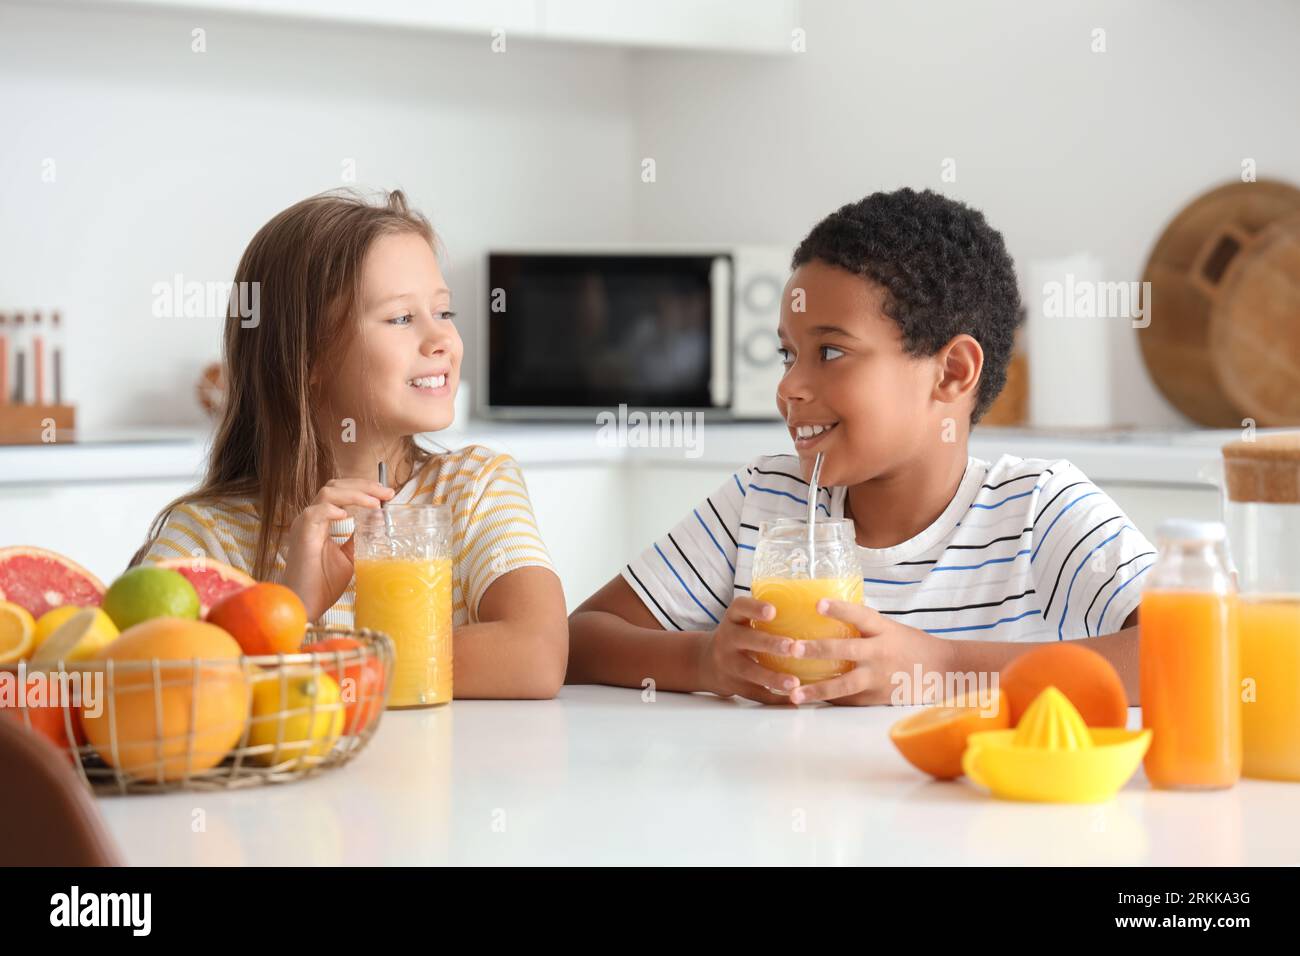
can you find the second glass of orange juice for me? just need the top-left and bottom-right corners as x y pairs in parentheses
(750, 518), (864, 683)
(353, 504), (453, 708)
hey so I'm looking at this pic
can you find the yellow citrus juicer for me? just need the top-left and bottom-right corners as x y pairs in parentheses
(962, 686), (1152, 803)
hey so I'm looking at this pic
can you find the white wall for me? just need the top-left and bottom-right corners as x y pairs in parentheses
(0, 0), (638, 431)
(627, 0), (1300, 426)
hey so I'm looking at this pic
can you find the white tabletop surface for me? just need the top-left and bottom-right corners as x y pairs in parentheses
(93, 685), (1298, 866)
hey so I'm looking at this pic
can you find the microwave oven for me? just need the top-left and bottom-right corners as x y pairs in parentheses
(482, 247), (789, 420)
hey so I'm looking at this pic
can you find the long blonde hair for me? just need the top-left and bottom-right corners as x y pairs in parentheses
(134, 189), (439, 579)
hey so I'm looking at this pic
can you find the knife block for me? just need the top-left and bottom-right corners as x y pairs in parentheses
(0, 403), (76, 445)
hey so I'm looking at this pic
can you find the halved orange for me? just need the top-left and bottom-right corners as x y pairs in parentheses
(0, 601), (37, 664)
(889, 689), (1010, 780)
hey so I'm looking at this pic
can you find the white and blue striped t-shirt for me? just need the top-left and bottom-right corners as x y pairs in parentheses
(622, 454), (1155, 642)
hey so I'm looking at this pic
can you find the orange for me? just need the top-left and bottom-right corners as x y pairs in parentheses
(207, 583), (308, 658)
(889, 689), (1010, 779)
(1000, 642), (1128, 728)
(0, 601), (36, 663)
(0, 695), (85, 755)
(82, 617), (250, 782)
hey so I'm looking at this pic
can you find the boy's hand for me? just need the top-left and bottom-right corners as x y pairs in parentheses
(697, 597), (802, 705)
(786, 599), (955, 706)
(283, 478), (394, 622)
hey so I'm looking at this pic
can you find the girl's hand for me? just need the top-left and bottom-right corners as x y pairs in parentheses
(697, 597), (802, 705)
(784, 600), (956, 706)
(282, 479), (394, 621)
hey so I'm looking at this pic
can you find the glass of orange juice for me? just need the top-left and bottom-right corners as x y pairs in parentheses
(1222, 434), (1300, 780)
(750, 518), (863, 684)
(353, 504), (453, 708)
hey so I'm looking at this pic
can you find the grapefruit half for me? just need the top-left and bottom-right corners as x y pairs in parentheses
(0, 546), (106, 619)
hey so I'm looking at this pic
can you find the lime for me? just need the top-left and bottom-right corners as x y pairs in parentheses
(102, 566), (200, 630)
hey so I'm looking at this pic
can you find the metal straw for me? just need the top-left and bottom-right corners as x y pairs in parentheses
(377, 460), (396, 542)
(806, 451), (824, 576)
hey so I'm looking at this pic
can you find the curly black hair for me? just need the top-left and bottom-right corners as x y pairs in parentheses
(791, 188), (1021, 424)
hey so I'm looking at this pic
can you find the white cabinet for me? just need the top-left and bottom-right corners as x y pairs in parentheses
(625, 461), (738, 558)
(521, 462), (628, 610)
(0, 480), (195, 585)
(1097, 482), (1222, 543)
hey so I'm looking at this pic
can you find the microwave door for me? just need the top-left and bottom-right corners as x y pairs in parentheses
(709, 255), (732, 411)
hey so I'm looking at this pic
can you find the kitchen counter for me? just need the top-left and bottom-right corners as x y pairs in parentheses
(0, 420), (1253, 486)
(95, 685), (1296, 866)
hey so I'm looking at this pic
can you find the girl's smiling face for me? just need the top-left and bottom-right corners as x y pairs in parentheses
(326, 231), (462, 440)
(776, 259), (965, 488)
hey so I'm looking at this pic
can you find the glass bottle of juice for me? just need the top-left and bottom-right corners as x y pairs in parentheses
(750, 517), (863, 684)
(353, 504), (454, 708)
(1222, 433), (1300, 780)
(1140, 519), (1240, 790)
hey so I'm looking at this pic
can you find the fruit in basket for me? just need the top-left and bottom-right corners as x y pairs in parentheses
(302, 636), (386, 733)
(0, 601), (36, 664)
(0, 689), (86, 754)
(208, 583), (307, 657)
(999, 643), (1128, 728)
(101, 566), (200, 630)
(151, 556), (254, 618)
(0, 546), (106, 619)
(889, 689), (1010, 779)
(248, 670), (344, 767)
(82, 617), (250, 782)
(4, 607), (96, 755)
(32, 606), (118, 663)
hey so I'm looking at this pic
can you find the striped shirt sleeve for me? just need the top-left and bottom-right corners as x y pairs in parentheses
(1029, 462), (1156, 639)
(452, 452), (555, 621)
(621, 467), (747, 631)
(139, 501), (256, 576)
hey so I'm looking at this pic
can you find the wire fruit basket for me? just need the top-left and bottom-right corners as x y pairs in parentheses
(1, 624), (394, 795)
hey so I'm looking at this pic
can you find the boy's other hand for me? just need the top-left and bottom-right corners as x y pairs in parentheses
(786, 599), (955, 706)
(698, 597), (802, 705)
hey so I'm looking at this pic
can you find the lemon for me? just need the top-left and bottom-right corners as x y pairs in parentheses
(102, 566), (200, 630)
(248, 670), (344, 768)
(0, 601), (36, 664)
(33, 606), (119, 661)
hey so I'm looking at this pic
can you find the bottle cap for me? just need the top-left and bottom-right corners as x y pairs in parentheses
(1155, 518), (1226, 542)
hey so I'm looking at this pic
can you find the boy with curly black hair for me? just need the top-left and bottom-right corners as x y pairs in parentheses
(568, 188), (1151, 707)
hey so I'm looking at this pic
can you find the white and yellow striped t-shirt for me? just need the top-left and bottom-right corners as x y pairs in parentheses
(142, 445), (555, 628)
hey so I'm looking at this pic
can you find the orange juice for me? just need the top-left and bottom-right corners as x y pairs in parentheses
(1140, 588), (1241, 789)
(355, 556), (453, 707)
(751, 576), (864, 682)
(1240, 596), (1300, 780)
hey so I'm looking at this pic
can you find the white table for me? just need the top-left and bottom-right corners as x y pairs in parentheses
(95, 686), (1298, 866)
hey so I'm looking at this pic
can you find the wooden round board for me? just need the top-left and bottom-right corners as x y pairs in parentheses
(1138, 180), (1300, 426)
(1209, 213), (1300, 426)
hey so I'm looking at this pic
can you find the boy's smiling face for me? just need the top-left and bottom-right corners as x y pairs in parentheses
(327, 230), (462, 440)
(776, 259), (976, 488)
